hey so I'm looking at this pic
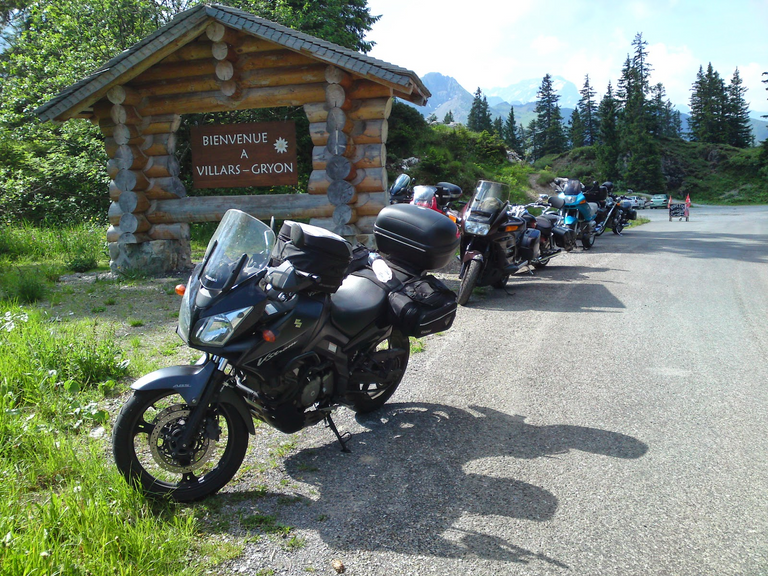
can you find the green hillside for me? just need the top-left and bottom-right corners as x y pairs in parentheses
(532, 139), (768, 204)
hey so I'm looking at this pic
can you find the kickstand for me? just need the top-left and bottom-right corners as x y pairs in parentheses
(325, 414), (351, 453)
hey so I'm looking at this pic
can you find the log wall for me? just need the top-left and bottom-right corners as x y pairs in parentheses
(93, 20), (398, 271)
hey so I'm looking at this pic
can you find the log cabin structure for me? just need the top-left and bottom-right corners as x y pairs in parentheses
(35, 3), (429, 274)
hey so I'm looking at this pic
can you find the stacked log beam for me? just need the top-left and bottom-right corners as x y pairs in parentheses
(96, 85), (187, 249)
(304, 73), (392, 235)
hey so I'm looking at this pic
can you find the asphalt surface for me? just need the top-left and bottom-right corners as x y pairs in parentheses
(225, 204), (768, 575)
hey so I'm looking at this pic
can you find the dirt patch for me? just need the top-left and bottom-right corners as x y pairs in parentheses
(48, 271), (198, 372)
(527, 173), (556, 199)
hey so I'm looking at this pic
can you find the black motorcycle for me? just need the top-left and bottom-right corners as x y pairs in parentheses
(589, 182), (636, 236)
(455, 180), (542, 305)
(112, 205), (459, 501)
(509, 200), (574, 267)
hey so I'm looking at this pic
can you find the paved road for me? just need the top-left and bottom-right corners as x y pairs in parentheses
(229, 204), (768, 575)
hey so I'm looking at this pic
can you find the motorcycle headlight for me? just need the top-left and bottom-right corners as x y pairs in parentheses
(177, 287), (192, 342)
(465, 221), (491, 236)
(192, 306), (253, 347)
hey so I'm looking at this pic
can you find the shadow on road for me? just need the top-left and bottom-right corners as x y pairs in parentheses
(270, 403), (648, 564)
(442, 265), (626, 313)
(592, 227), (768, 264)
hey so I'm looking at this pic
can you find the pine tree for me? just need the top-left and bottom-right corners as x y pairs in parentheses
(533, 73), (567, 159)
(630, 33), (652, 95)
(577, 75), (599, 145)
(648, 83), (681, 138)
(503, 106), (523, 154)
(614, 36), (664, 191)
(596, 82), (620, 180)
(516, 122), (529, 159)
(526, 119), (540, 160)
(725, 68), (753, 147)
(467, 88), (493, 133)
(569, 108), (585, 148)
(493, 116), (504, 137)
(689, 63), (727, 143)
(443, 110), (454, 124)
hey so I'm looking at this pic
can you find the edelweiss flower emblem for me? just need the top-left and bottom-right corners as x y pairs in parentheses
(273, 137), (289, 154)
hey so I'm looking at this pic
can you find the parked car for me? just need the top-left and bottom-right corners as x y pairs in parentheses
(626, 196), (646, 209)
(650, 194), (670, 209)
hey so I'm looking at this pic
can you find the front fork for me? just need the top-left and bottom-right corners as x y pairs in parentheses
(175, 358), (229, 455)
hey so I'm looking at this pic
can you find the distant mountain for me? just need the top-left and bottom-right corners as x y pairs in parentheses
(417, 73), (577, 125)
(418, 72), (474, 121)
(484, 76), (580, 109)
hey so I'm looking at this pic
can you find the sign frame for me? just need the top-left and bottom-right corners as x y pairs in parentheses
(190, 121), (299, 189)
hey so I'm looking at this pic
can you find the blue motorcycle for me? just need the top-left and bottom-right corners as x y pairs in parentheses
(547, 179), (601, 249)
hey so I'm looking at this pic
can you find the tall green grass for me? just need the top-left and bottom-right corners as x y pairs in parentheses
(0, 222), (104, 273)
(0, 222), (107, 302)
(0, 304), (235, 575)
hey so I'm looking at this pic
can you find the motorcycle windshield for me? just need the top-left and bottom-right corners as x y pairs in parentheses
(201, 209), (276, 291)
(389, 173), (412, 202)
(467, 180), (510, 219)
(412, 185), (437, 208)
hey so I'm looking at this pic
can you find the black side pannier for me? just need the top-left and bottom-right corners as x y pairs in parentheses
(552, 225), (575, 248)
(271, 221), (352, 293)
(388, 274), (457, 337)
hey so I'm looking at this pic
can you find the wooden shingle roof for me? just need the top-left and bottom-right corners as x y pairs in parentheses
(35, 4), (430, 123)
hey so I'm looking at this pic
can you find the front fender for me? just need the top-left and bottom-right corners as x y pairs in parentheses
(462, 250), (483, 264)
(131, 361), (216, 406)
(131, 360), (255, 435)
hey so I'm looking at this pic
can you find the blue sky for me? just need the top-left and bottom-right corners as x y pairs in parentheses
(365, 0), (768, 115)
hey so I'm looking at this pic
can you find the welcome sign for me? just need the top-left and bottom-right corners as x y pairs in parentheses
(190, 121), (298, 188)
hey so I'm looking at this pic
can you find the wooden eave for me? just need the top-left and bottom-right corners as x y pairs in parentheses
(35, 4), (430, 123)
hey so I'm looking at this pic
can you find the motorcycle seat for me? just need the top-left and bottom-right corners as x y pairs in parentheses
(330, 272), (389, 336)
(535, 216), (553, 232)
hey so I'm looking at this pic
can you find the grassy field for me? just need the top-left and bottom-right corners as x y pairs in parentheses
(0, 223), (248, 575)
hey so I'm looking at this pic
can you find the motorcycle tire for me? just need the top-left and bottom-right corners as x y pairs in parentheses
(112, 389), (249, 502)
(612, 216), (624, 235)
(457, 259), (481, 306)
(581, 232), (595, 249)
(349, 328), (410, 413)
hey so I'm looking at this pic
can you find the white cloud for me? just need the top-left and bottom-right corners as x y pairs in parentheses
(736, 63), (768, 112)
(531, 35), (565, 56)
(646, 42), (700, 107)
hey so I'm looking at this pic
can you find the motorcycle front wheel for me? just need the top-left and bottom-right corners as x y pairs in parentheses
(581, 231), (595, 249)
(612, 217), (624, 234)
(349, 328), (410, 413)
(457, 259), (481, 306)
(112, 389), (249, 502)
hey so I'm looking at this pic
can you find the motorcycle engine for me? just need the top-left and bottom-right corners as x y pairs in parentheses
(298, 367), (334, 407)
(240, 359), (335, 433)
